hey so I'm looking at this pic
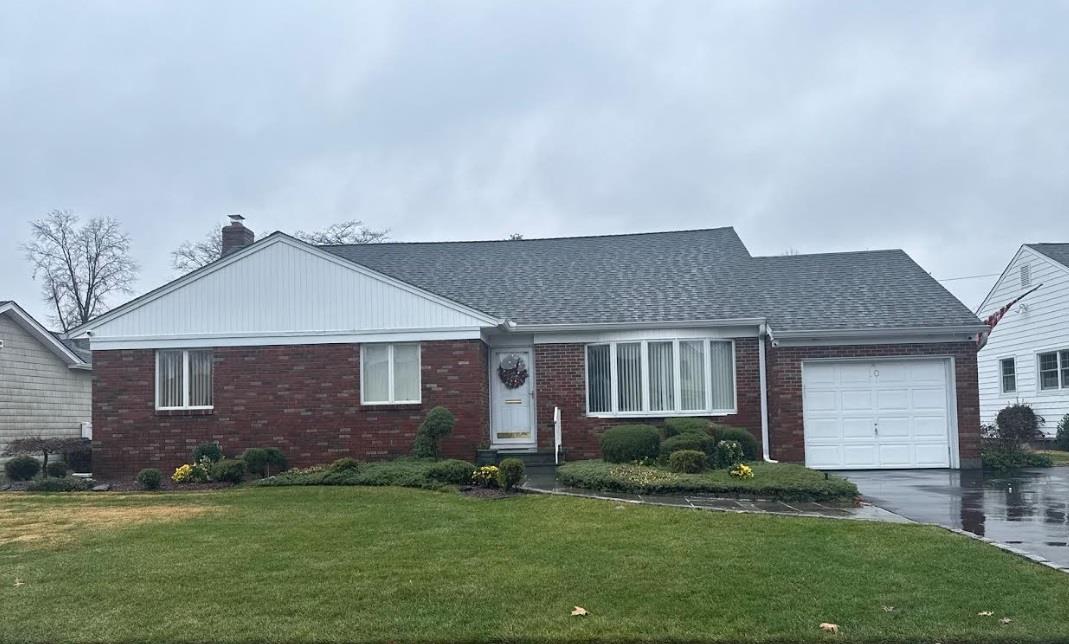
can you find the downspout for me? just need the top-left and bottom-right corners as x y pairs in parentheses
(759, 323), (778, 463)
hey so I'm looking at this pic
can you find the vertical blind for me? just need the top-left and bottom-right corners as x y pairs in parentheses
(616, 342), (643, 412)
(158, 350), (184, 408)
(679, 340), (706, 410)
(586, 344), (611, 413)
(157, 349), (213, 409)
(648, 341), (674, 411)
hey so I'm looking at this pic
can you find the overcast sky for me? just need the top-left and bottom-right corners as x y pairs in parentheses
(2, 1), (1067, 327)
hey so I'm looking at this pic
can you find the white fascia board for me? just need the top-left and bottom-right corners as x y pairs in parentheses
(774, 325), (988, 347)
(88, 326), (485, 350)
(0, 302), (87, 367)
(509, 318), (766, 333)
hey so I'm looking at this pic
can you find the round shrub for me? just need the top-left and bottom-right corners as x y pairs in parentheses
(715, 440), (745, 469)
(64, 441), (92, 473)
(1054, 414), (1069, 452)
(45, 461), (68, 478)
(426, 459), (475, 484)
(192, 441), (223, 464)
(137, 468), (162, 490)
(496, 458), (526, 491)
(661, 418), (711, 438)
(263, 447), (288, 475)
(711, 425), (759, 460)
(669, 449), (707, 473)
(241, 448), (269, 477)
(27, 478), (89, 492)
(330, 457), (361, 472)
(4, 455), (41, 481)
(600, 425), (661, 463)
(412, 406), (456, 459)
(661, 432), (716, 459)
(994, 403), (1042, 449)
(211, 459), (246, 484)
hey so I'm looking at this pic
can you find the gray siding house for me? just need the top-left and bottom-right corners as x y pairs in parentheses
(0, 301), (91, 454)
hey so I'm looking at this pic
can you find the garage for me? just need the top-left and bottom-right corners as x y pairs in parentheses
(802, 358), (956, 469)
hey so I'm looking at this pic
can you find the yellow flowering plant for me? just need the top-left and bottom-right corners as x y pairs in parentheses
(729, 463), (754, 479)
(472, 465), (500, 488)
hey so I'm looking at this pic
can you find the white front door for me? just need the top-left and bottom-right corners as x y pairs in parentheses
(490, 349), (536, 448)
(803, 358), (954, 469)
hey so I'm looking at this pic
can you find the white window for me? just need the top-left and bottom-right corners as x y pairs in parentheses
(586, 339), (735, 416)
(156, 349), (213, 410)
(1038, 350), (1069, 391)
(999, 357), (1016, 394)
(361, 343), (421, 404)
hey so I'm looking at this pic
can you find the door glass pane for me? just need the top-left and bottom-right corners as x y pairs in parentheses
(648, 342), (675, 412)
(393, 344), (421, 401)
(586, 345), (611, 413)
(1040, 352), (1060, 390)
(363, 345), (390, 402)
(616, 342), (643, 412)
(680, 341), (706, 410)
(709, 342), (735, 410)
(158, 350), (183, 407)
(189, 350), (213, 407)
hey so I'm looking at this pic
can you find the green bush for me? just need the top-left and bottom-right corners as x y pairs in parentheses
(263, 447), (288, 475)
(496, 458), (525, 491)
(137, 468), (162, 490)
(982, 448), (1053, 471)
(426, 459), (475, 484)
(192, 441), (223, 464)
(259, 458), (478, 490)
(715, 440), (744, 468)
(5, 455), (41, 481)
(331, 457), (361, 472)
(1055, 414), (1069, 452)
(211, 459), (246, 483)
(711, 425), (759, 460)
(660, 433), (716, 460)
(64, 440), (92, 473)
(661, 418), (711, 438)
(412, 406), (456, 458)
(45, 461), (68, 478)
(993, 404), (1042, 450)
(600, 425), (661, 463)
(669, 449), (707, 473)
(27, 478), (90, 492)
(241, 448), (270, 477)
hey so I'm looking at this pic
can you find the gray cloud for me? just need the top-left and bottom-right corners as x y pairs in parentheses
(2, 1), (1068, 325)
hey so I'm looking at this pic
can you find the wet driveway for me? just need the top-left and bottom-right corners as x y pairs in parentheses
(842, 468), (1069, 569)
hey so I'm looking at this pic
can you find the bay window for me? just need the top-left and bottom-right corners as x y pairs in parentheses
(586, 339), (735, 416)
(156, 349), (214, 410)
(361, 343), (422, 404)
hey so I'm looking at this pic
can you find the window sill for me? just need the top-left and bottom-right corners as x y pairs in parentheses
(586, 410), (736, 419)
(156, 408), (214, 417)
(360, 402), (423, 411)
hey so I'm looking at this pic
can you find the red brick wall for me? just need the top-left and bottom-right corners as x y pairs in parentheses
(534, 338), (763, 459)
(766, 342), (981, 467)
(91, 340), (489, 479)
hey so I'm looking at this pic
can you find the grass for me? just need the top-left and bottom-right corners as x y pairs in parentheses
(557, 460), (859, 501)
(1036, 449), (1069, 466)
(3, 488), (1069, 642)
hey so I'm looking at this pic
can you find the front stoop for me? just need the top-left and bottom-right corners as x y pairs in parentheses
(476, 449), (562, 467)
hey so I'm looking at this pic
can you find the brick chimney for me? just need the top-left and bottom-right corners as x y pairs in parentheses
(221, 214), (254, 257)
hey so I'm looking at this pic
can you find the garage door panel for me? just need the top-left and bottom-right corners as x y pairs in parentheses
(838, 364), (873, 385)
(805, 390), (839, 412)
(909, 361), (947, 382)
(877, 417), (911, 438)
(842, 444), (878, 467)
(804, 364), (837, 385)
(914, 416), (949, 438)
(805, 445), (843, 469)
(842, 418), (875, 439)
(806, 419), (841, 440)
(915, 443), (951, 466)
(912, 387), (947, 409)
(877, 443), (912, 467)
(841, 390), (873, 410)
(876, 389), (909, 411)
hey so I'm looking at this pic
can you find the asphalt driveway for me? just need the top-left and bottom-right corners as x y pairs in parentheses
(842, 467), (1069, 569)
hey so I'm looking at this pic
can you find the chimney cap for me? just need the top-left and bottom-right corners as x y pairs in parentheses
(228, 214), (245, 224)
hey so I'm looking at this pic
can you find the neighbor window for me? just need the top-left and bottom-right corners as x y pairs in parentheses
(361, 343), (421, 404)
(999, 357), (1016, 394)
(586, 339), (735, 415)
(1038, 350), (1069, 391)
(156, 349), (213, 410)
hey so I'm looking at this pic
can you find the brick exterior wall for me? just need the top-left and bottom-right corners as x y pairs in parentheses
(765, 341), (981, 468)
(534, 338), (763, 459)
(91, 340), (488, 478)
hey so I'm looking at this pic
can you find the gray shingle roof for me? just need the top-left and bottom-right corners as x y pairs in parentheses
(1026, 243), (1069, 269)
(320, 228), (981, 331)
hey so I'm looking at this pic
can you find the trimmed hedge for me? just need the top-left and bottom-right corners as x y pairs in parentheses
(661, 418), (711, 438)
(137, 468), (163, 490)
(497, 458), (525, 491)
(45, 461), (68, 478)
(192, 442), (223, 463)
(714, 440), (744, 468)
(5, 455), (41, 481)
(600, 425), (661, 463)
(711, 425), (759, 460)
(982, 448), (1053, 471)
(258, 458), (478, 490)
(557, 460), (858, 502)
(669, 450), (706, 474)
(660, 433), (716, 459)
(27, 478), (91, 492)
(211, 459), (246, 484)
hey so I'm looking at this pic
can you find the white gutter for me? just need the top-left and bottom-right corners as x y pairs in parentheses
(759, 323), (777, 463)
(506, 318), (766, 333)
(772, 324), (988, 341)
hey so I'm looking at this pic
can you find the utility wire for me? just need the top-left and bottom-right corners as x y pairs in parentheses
(936, 272), (1001, 283)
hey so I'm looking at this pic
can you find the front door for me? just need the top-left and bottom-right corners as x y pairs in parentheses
(490, 348), (536, 448)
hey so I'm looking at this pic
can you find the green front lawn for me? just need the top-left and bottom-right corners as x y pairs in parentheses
(1037, 449), (1069, 466)
(3, 488), (1069, 642)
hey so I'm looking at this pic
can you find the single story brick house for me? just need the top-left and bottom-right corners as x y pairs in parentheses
(69, 218), (988, 478)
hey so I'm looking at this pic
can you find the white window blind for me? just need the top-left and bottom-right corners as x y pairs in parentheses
(362, 343), (422, 404)
(157, 349), (213, 410)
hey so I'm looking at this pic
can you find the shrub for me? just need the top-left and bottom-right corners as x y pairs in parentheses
(661, 418), (711, 438)
(669, 449), (707, 473)
(412, 406), (456, 459)
(982, 448), (1053, 471)
(426, 459), (475, 484)
(714, 440), (744, 469)
(137, 468), (162, 490)
(661, 433), (716, 460)
(711, 425), (759, 460)
(4, 455), (41, 481)
(241, 448), (270, 477)
(45, 461), (68, 478)
(496, 458), (525, 491)
(211, 459), (246, 484)
(263, 447), (288, 475)
(1055, 414), (1069, 452)
(3, 436), (86, 472)
(472, 465), (499, 488)
(172, 462), (209, 484)
(331, 457), (361, 472)
(600, 425), (661, 463)
(257, 459), (477, 490)
(64, 441), (92, 473)
(27, 478), (90, 492)
(192, 441), (223, 464)
(993, 404), (1043, 450)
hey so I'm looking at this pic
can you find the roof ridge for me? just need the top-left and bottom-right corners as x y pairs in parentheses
(316, 226), (739, 248)
(752, 248), (905, 259)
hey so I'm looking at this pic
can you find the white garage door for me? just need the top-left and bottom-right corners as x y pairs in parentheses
(803, 359), (954, 469)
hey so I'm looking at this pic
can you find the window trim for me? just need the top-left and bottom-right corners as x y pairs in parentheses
(360, 343), (422, 405)
(1036, 349), (1069, 392)
(999, 357), (1016, 394)
(584, 338), (736, 418)
(155, 349), (214, 411)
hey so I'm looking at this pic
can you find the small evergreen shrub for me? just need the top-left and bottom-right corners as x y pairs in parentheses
(714, 440), (745, 469)
(660, 432), (716, 460)
(4, 455), (41, 481)
(137, 468), (163, 490)
(330, 457), (361, 472)
(496, 458), (525, 491)
(412, 406), (456, 458)
(192, 441), (223, 464)
(426, 459), (475, 484)
(600, 425), (661, 463)
(1055, 414), (1069, 452)
(263, 447), (288, 475)
(661, 418), (711, 438)
(711, 425), (759, 460)
(45, 461), (68, 478)
(241, 448), (270, 477)
(27, 478), (90, 492)
(669, 449), (707, 473)
(993, 404), (1042, 450)
(982, 448), (1053, 471)
(211, 459), (246, 483)
(64, 441), (92, 473)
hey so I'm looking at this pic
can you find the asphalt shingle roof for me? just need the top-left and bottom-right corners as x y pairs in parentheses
(320, 228), (982, 331)
(1026, 243), (1069, 269)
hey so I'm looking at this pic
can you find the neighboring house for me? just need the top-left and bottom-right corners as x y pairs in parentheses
(68, 218), (987, 478)
(0, 301), (92, 456)
(977, 243), (1069, 436)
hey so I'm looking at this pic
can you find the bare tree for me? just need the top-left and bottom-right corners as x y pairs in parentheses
(171, 227), (222, 273)
(294, 220), (390, 246)
(23, 210), (138, 331)
(506, 233), (524, 240)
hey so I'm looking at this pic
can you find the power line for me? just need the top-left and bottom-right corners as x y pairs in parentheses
(936, 272), (1001, 283)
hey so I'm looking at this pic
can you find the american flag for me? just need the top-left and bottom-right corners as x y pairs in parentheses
(977, 283), (1042, 348)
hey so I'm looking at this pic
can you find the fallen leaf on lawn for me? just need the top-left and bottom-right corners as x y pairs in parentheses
(818, 623), (839, 634)
(1000, 618), (1013, 625)
(977, 611), (994, 617)
(13, 578), (24, 588)
(881, 606), (895, 612)
(571, 606), (588, 617)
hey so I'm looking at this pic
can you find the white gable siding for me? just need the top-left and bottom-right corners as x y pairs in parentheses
(85, 238), (496, 348)
(978, 247), (1069, 435)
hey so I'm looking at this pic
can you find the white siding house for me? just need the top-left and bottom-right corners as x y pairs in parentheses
(0, 302), (92, 454)
(977, 244), (1069, 436)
